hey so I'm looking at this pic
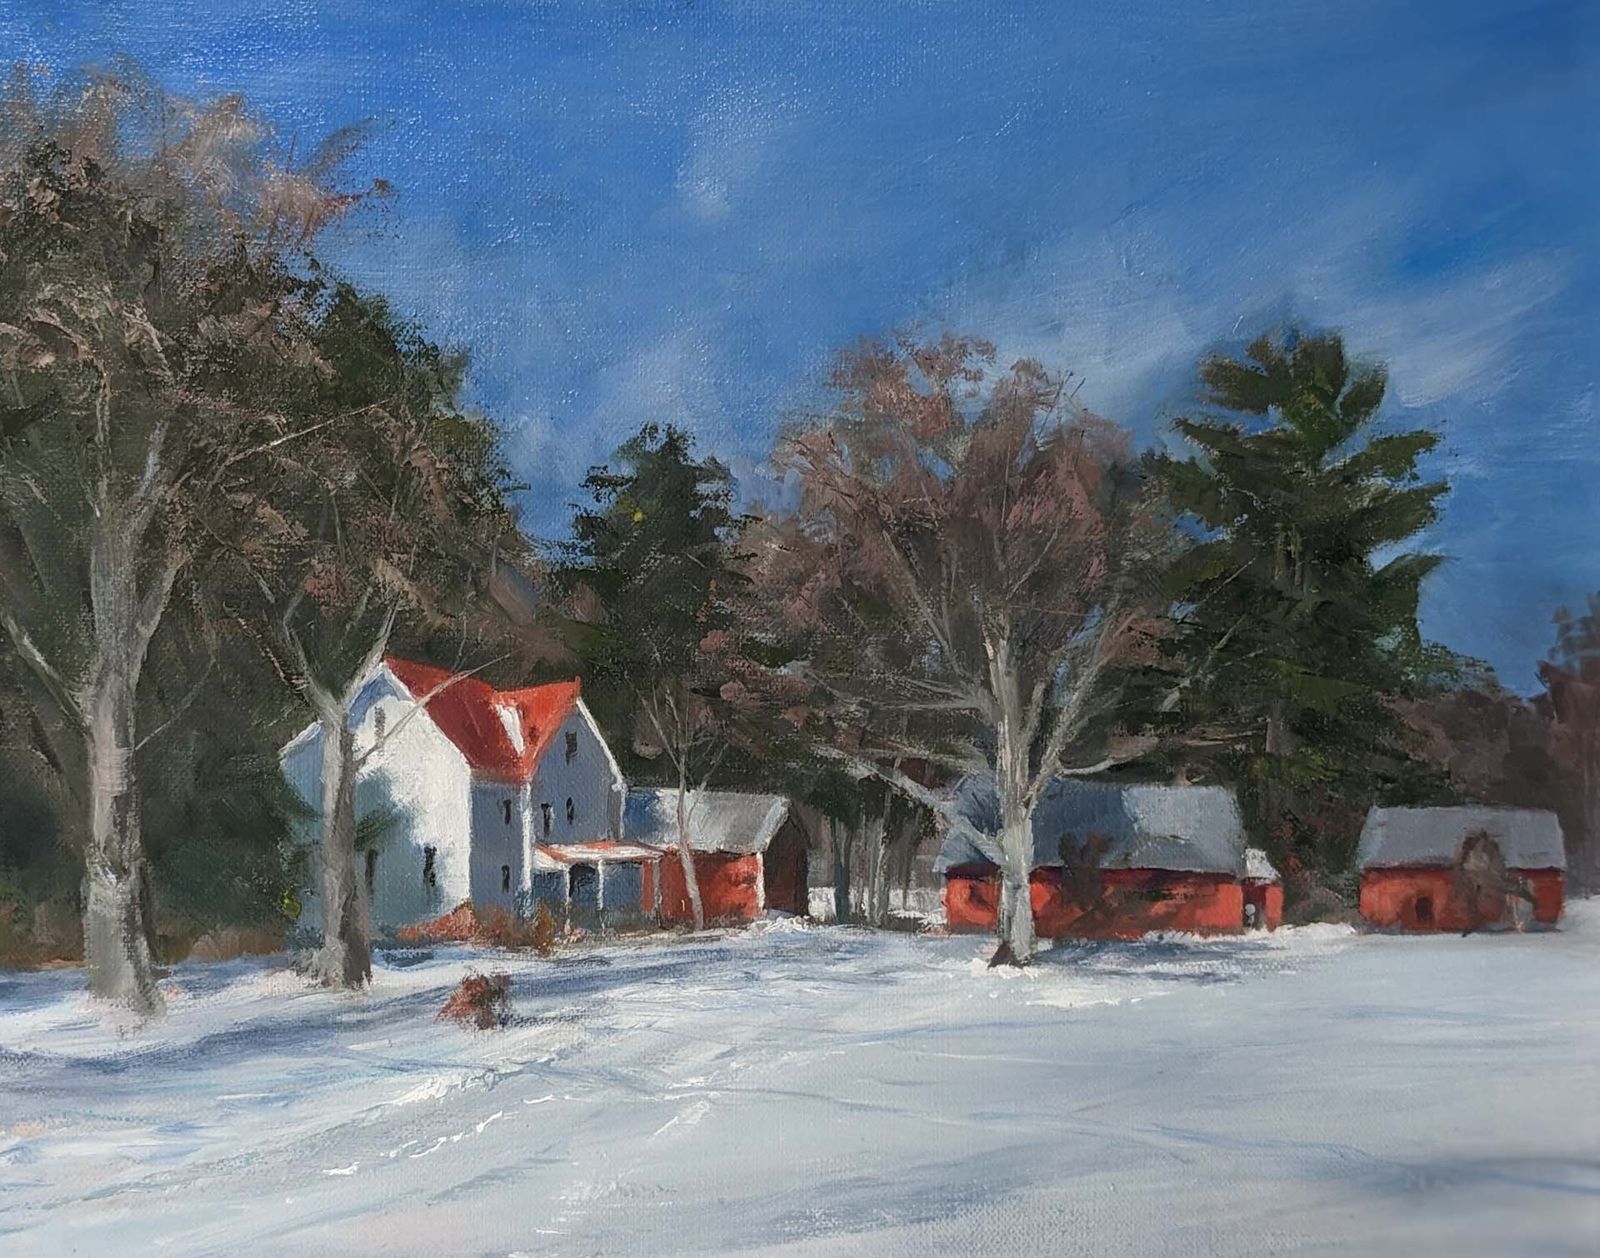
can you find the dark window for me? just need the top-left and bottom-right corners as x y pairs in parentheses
(541, 802), (553, 838)
(422, 845), (437, 889)
(501, 864), (512, 894)
(1415, 895), (1434, 926)
(503, 799), (513, 826)
(365, 849), (378, 895)
(373, 707), (386, 739)
(565, 730), (579, 763)
(566, 797), (575, 825)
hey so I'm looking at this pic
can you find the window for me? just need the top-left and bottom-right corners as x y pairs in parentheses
(541, 802), (553, 838)
(373, 707), (386, 740)
(422, 846), (437, 889)
(501, 864), (512, 894)
(565, 730), (579, 763)
(565, 797), (575, 825)
(365, 849), (378, 895)
(503, 799), (513, 827)
(1415, 895), (1434, 927)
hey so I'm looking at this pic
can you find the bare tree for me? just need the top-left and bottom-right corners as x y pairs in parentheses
(761, 335), (1164, 964)
(0, 69), (363, 1011)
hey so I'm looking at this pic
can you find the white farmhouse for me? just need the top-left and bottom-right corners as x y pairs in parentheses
(280, 657), (626, 934)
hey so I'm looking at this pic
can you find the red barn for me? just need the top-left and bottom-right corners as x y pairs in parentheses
(937, 780), (1248, 940)
(1357, 806), (1566, 932)
(1243, 848), (1284, 931)
(626, 789), (810, 925)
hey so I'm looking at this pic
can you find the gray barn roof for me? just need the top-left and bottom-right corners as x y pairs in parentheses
(625, 789), (791, 855)
(1357, 806), (1566, 872)
(935, 779), (1246, 876)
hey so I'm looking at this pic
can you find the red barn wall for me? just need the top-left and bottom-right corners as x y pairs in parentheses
(944, 866), (1246, 938)
(1360, 866), (1564, 931)
(660, 851), (764, 925)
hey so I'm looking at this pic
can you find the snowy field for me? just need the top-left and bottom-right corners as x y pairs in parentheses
(3, 908), (1598, 1257)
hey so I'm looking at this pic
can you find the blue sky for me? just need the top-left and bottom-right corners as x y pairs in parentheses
(7, 0), (1598, 689)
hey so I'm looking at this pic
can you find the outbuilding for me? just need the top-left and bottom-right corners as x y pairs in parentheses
(625, 789), (810, 924)
(937, 779), (1248, 939)
(1357, 806), (1565, 932)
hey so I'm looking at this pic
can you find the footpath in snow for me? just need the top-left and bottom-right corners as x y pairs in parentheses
(2, 908), (1598, 1256)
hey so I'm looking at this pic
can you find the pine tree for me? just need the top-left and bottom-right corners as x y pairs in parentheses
(555, 424), (747, 930)
(1156, 329), (1448, 874)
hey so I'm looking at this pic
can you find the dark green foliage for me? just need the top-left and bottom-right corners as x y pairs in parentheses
(1153, 329), (1450, 874)
(554, 424), (746, 778)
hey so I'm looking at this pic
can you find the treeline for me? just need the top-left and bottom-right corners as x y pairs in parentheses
(2, 72), (1596, 999)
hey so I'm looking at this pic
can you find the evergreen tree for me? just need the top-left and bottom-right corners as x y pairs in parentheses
(555, 424), (747, 930)
(1155, 329), (1448, 875)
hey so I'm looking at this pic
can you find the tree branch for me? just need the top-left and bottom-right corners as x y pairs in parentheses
(0, 603), (85, 732)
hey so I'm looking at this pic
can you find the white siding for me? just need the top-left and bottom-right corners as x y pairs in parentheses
(469, 779), (527, 912)
(281, 666), (473, 934)
(528, 703), (625, 849)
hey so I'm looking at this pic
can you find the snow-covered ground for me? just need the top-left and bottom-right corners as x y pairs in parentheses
(3, 907), (1598, 1257)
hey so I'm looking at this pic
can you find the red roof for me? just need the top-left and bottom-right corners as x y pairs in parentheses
(384, 657), (583, 783)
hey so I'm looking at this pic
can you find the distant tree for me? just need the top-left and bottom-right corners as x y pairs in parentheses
(1539, 594), (1600, 886)
(765, 334), (1165, 964)
(1155, 329), (1448, 875)
(216, 283), (521, 989)
(556, 424), (747, 931)
(731, 509), (937, 928)
(0, 69), (367, 1011)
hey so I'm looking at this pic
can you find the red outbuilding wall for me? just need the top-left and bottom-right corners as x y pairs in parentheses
(1359, 866), (1563, 931)
(660, 851), (764, 925)
(945, 865), (1246, 939)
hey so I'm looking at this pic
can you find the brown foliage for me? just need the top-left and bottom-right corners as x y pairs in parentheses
(754, 332), (1164, 789)
(439, 971), (512, 1030)
(397, 900), (560, 953)
(396, 902), (480, 944)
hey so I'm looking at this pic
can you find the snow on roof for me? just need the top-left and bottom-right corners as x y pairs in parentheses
(935, 778), (1246, 876)
(625, 789), (791, 854)
(1357, 806), (1566, 872)
(384, 657), (581, 783)
(534, 841), (663, 867)
(1244, 847), (1281, 884)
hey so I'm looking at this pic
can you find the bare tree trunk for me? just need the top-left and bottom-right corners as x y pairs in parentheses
(989, 642), (1038, 966)
(830, 817), (853, 925)
(81, 675), (162, 1014)
(309, 704), (372, 987)
(1583, 739), (1600, 893)
(675, 760), (706, 931)
(861, 806), (889, 926)
(873, 827), (890, 924)
(77, 517), (175, 1015)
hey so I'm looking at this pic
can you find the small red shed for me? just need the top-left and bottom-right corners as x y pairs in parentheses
(625, 789), (810, 925)
(1357, 806), (1565, 932)
(1242, 847), (1283, 931)
(937, 780), (1248, 940)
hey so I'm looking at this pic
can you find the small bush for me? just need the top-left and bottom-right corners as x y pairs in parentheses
(397, 902), (479, 945)
(531, 902), (556, 956)
(439, 971), (512, 1029)
(399, 901), (562, 952)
